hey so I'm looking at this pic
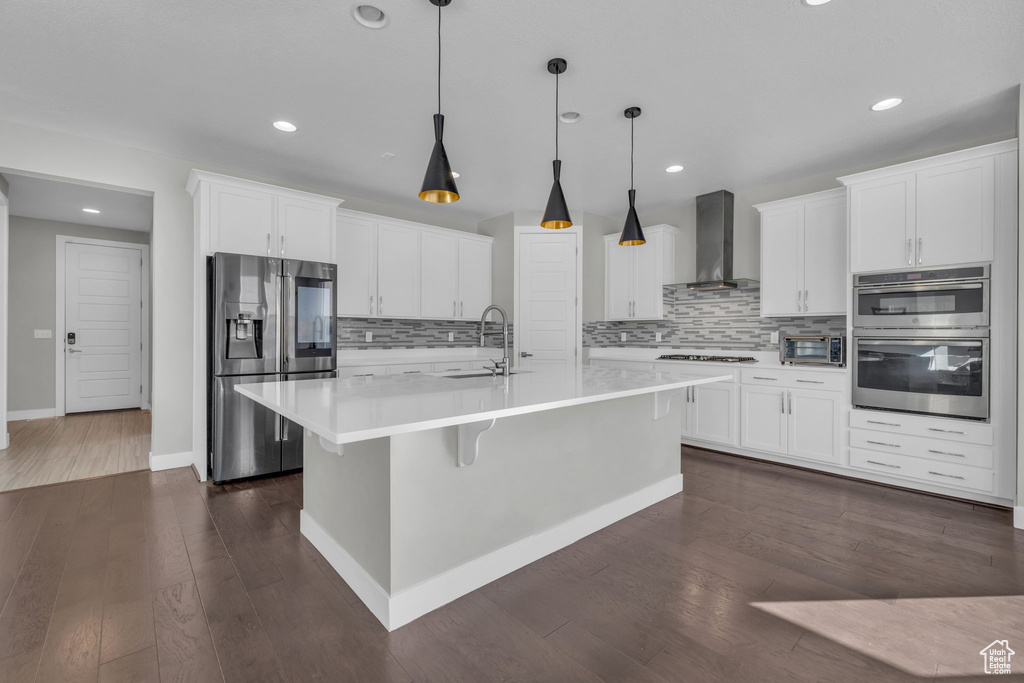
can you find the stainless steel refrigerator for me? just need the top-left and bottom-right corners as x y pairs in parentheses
(208, 253), (337, 483)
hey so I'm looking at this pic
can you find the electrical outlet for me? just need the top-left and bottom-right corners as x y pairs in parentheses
(655, 332), (663, 343)
(365, 331), (373, 343)
(448, 332), (454, 342)
(620, 332), (628, 342)
(34, 329), (53, 339)
(770, 331), (780, 344)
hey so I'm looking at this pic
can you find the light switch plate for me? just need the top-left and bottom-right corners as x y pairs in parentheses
(365, 331), (373, 343)
(655, 332), (663, 343)
(770, 331), (780, 344)
(620, 332), (628, 342)
(34, 329), (52, 339)
(448, 332), (454, 342)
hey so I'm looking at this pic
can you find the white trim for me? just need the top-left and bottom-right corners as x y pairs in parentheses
(301, 473), (682, 632)
(1014, 507), (1024, 530)
(55, 235), (150, 417)
(837, 139), (1017, 186)
(8, 408), (57, 421)
(0, 188), (8, 450)
(149, 450), (194, 471)
(336, 207), (492, 245)
(186, 169), (344, 207)
(512, 224), (584, 363)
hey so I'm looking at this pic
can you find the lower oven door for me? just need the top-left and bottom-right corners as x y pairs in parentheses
(853, 336), (989, 420)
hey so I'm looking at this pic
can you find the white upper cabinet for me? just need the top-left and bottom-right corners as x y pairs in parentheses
(840, 141), (1014, 273)
(755, 188), (846, 317)
(188, 170), (341, 261)
(335, 209), (493, 321)
(604, 225), (678, 321)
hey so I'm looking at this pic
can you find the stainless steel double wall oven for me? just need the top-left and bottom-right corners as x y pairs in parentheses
(852, 265), (989, 421)
(208, 253), (337, 483)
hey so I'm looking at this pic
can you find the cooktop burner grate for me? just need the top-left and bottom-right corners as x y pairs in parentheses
(656, 354), (758, 363)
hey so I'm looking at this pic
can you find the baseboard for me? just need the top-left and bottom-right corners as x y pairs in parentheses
(148, 450), (194, 472)
(1015, 507), (1024, 530)
(301, 473), (683, 631)
(8, 408), (57, 421)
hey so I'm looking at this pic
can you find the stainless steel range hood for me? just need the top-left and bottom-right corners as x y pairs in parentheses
(685, 189), (750, 290)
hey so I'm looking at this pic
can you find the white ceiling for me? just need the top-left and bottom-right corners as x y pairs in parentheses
(0, 1), (1020, 223)
(4, 173), (153, 232)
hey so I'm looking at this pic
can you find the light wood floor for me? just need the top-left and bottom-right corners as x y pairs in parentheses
(0, 446), (1021, 681)
(0, 410), (150, 493)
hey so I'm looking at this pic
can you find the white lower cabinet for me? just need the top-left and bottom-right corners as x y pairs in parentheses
(740, 386), (788, 455)
(740, 386), (840, 463)
(684, 382), (738, 446)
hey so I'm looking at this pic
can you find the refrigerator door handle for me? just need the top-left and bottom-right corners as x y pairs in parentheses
(281, 415), (289, 442)
(274, 413), (281, 442)
(281, 272), (294, 370)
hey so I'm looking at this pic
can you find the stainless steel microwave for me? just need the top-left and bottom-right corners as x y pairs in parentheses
(853, 265), (989, 330)
(780, 335), (845, 367)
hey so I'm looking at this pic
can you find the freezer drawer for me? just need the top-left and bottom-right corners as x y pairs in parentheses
(211, 375), (281, 482)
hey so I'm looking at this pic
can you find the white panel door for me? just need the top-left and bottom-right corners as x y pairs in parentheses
(336, 216), (377, 316)
(604, 239), (633, 321)
(420, 231), (460, 318)
(458, 238), (491, 320)
(759, 206), (803, 316)
(802, 194), (847, 315)
(740, 386), (788, 455)
(209, 183), (275, 257)
(633, 240), (661, 319)
(376, 222), (420, 318)
(849, 173), (916, 273)
(916, 156), (994, 267)
(277, 196), (335, 263)
(518, 231), (577, 367)
(691, 382), (738, 446)
(65, 243), (142, 413)
(787, 389), (840, 463)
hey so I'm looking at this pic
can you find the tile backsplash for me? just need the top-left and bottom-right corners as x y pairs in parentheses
(337, 317), (513, 350)
(584, 286), (845, 351)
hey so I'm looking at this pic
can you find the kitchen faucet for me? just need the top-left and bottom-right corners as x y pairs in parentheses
(479, 305), (511, 376)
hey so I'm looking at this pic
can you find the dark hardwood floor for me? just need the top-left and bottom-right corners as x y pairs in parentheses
(1, 446), (1022, 682)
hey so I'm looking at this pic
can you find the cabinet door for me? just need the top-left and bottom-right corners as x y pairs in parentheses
(335, 216), (377, 316)
(691, 382), (738, 446)
(849, 173), (915, 273)
(376, 222), (420, 318)
(458, 238), (492, 320)
(759, 206), (803, 316)
(802, 194), (847, 315)
(916, 156), (994, 267)
(604, 239), (633, 321)
(787, 388), (840, 463)
(277, 197), (335, 263)
(740, 386), (788, 455)
(633, 240), (661, 319)
(208, 184), (275, 257)
(419, 231), (460, 319)
(680, 393), (692, 439)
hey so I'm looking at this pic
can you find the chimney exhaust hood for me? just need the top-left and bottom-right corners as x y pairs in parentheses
(684, 189), (756, 290)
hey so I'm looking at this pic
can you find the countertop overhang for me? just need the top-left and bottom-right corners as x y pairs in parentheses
(235, 364), (731, 446)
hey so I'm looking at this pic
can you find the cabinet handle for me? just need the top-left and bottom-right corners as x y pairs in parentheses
(266, 233), (271, 256)
(752, 376), (777, 381)
(866, 440), (901, 448)
(928, 449), (965, 458)
(379, 296), (383, 315)
(917, 237), (923, 265)
(928, 471), (965, 481)
(797, 290), (802, 311)
(906, 238), (913, 265)
(788, 391), (792, 414)
(867, 459), (901, 469)
(453, 301), (456, 317)
(369, 295), (374, 315)
(281, 234), (285, 257)
(461, 301), (464, 317)
(804, 289), (808, 312)
(867, 419), (901, 427)
(402, 371), (421, 374)
(927, 427), (965, 435)
(780, 392), (785, 414)
(796, 379), (824, 384)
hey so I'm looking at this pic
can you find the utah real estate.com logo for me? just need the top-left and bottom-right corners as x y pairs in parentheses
(980, 640), (1015, 675)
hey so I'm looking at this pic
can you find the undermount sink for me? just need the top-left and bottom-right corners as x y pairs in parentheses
(442, 371), (517, 379)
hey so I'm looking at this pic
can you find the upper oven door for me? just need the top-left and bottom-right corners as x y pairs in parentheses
(852, 335), (989, 420)
(281, 259), (337, 374)
(853, 280), (988, 329)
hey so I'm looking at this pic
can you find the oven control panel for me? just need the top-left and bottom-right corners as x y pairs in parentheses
(829, 337), (844, 364)
(856, 266), (987, 286)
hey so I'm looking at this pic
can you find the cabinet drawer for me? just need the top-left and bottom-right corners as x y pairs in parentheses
(432, 361), (483, 373)
(849, 428), (993, 469)
(740, 368), (843, 391)
(387, 363), (435, 375)
(337, 365), (389, 379)
(850, 410), (992, 445)
(849, 448), (994, 493)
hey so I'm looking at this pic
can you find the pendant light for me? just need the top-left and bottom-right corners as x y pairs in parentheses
(618, 107), (646, 246)
(419, 0), (460, 203)
(540, 58), (572, 229)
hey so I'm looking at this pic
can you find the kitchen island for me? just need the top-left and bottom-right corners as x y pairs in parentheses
(236, 363), (730, 630)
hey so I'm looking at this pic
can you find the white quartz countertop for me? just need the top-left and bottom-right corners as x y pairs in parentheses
(235, 364), (731, 445)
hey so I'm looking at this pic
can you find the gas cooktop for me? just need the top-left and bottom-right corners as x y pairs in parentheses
(656, 354), (758, 363)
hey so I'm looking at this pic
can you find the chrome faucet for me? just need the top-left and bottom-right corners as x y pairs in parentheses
(479, 305), (511, 376)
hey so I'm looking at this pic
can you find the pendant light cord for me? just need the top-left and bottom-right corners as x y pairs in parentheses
(437, 3), (442, 115)
(554, 70), (559, 161)
(630, 115), (635, 191)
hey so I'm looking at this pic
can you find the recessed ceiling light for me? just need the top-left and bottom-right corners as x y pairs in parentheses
(871, 97), (903, 112)
(559, 111), (582, 124)
(352, 4), (388, 29)
(665, 165), (684, 173)
(273, 121), (297, 132)
(451, 172), (460, 178)
(802, 0), (832, 5)
(82, 208), (100, 214)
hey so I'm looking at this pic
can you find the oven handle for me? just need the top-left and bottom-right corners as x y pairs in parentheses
(855, 282), (985, 295)
(856, 339), (984, 347)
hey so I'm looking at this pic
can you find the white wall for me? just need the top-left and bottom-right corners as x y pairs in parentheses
(1017, 83), (1024, 520)
(476, 212), (514, 318)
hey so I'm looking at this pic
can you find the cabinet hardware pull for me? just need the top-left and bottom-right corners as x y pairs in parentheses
(379, 296), (383, 315)
(866, 460), (900, 469)
(917, 237), (923, 265)
(266, 233), (271, 256)
(927, 427), (965, 435)
(281, 234), (285, 256)
(928, 449), (965, 458)
(353, 373), (374, 377)
(461, 301), (464, 317)
(797, 290), (801, 311)
(866, 440), (900, 448)
(906, 238), (913, 265)
(402, 371), (421, 374)
(796, 379), (824, 384)
(804, 289), (808, 312)
(780, 392), (785, 414)
(928, 471), (965, 480)
(369, 295), (374, 315)
(787, 391), (792, 415)
(453, 301), (456, 317)
(752, 376), (777, 381)
(867, 419), (901, 427)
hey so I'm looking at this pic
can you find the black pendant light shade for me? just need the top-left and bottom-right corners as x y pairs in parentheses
(541, 57), (572, 229)
(419, 114), (460, 203)
(619, 106), (646, 246)
(420, 0), (460, 203)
